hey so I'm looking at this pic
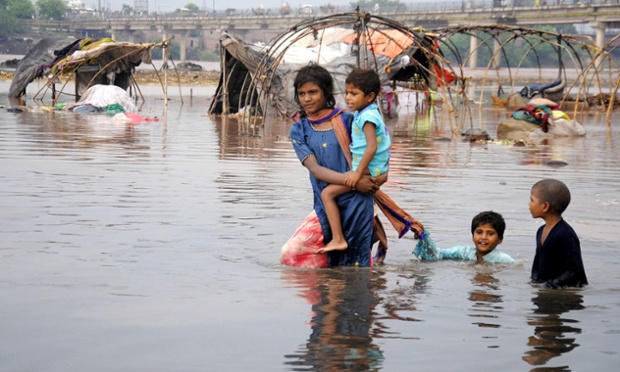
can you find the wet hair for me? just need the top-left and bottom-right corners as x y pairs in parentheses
(345, 68), (381, 97)
(471, 211), (506, 239)
(532, 179), (571, 214)
(293, 63), (336, 111)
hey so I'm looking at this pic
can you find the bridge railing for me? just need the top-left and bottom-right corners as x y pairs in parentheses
(59, 0), (620, 21)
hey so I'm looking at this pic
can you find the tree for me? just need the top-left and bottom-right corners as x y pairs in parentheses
(36, 0), (67, 20)
(185, 3), (199, 12)
(121, 4), (133, 15)
(9, 0), (36, 19)
(440, 25), (584, 70)
(150, 39), (181, 61)
(0, 12), (24, 37)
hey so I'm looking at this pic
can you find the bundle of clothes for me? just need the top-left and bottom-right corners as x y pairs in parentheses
(511, 97), (585, 137)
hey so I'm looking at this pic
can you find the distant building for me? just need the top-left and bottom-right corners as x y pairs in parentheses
(299, 4), (313, 14)
(65, 0), (96, 18)
(134, 0), (149, 14)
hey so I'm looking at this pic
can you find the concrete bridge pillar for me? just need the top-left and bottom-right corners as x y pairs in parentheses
(178, 32), (188, 62)
(493, 33), (501, 70)
(591, 22), (607, 69)
(111, 30), (117, 41)
(469, 32), (478, 69)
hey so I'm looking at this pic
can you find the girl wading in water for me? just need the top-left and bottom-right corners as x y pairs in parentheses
(281, 63), (421, 267)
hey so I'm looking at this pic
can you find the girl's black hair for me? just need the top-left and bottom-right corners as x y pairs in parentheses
(293, 63), (336, 117)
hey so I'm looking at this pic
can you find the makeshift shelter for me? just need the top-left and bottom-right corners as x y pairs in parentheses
(436, 25), (611, 113)
(9, 37), (165, 103)
(209, 11), (456, 119)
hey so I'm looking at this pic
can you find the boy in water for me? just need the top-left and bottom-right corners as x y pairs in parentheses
(317, 68), (391, 254)
(413, 211), (516, 264)
(529, 179), (588, 288)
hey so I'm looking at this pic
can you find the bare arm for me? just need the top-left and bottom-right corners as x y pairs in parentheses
(303, 155), (379, 194)
(303, 155), (348, 185)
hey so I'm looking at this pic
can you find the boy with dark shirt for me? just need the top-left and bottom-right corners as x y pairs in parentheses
(528, 179), (588, 288)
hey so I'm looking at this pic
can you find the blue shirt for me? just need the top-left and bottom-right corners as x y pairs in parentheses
(413, 231), (516, 264)
(350, 103), (390, 176)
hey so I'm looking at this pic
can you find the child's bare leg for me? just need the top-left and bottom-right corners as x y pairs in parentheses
(317, 184), (350, 253)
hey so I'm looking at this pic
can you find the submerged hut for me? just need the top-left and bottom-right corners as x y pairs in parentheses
(9, 37), (166, 104)
(209, 11), (457, 120)
(434, 24), (620, 134)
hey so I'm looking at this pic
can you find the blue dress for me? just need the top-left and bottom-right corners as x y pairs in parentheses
(290, 110), (374, 267)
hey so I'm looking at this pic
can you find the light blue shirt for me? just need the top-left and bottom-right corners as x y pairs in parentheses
(350, 103), (390, 176)
(413, 231), (516, 264)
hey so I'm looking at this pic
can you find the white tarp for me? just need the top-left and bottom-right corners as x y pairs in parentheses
(70, 84), (137, 113)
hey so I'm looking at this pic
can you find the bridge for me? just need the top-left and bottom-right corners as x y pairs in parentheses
(27, 0), (620, 62)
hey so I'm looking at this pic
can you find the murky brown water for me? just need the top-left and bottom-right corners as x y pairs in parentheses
(1, 82), (619, 370)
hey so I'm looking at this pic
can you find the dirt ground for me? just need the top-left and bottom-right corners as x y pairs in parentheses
(0, 69), (221, 86)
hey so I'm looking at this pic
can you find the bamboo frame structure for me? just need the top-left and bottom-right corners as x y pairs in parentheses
(212, 20), (619, 129)
(210, 10), (459, 128)
(24, 38), (184, 107)
(436, 24), (620, 125)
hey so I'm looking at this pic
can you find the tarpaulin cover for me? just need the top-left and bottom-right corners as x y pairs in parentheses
(68, 85), (138, 113)
(340, 29), (416, 59)
(9, 37), (79, 98)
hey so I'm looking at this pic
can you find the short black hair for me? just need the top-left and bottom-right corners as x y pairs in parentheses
(532, 179), (571, 214)
(293, 63), (336, 109)
(345, 68), (381, 97)
(471, 211), (506, 239)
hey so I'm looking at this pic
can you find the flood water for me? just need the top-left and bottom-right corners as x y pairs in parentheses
(1, 81), (619, 371)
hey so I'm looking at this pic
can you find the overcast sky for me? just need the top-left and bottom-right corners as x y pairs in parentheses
(90, 0), (357, 12)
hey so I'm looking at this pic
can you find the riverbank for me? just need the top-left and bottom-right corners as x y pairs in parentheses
(0, 69), (220, 86)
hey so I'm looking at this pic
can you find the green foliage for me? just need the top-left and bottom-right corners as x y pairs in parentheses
(440, 25), (585, 69)
(36, 0), (67, 20)
(151, 40), (181, 60)
(194, 49), (219, 62)
(440, 33), (470, 66)
(0, 0), (32, 35)
(185, 3), (199, 12)
(531, 24), (577, 35)
(9, 0), (36, 19)
(0, 12), (24, 37)
(121, 4), (133, 15)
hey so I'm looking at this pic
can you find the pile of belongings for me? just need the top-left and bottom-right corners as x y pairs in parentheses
(64, 85), (137, 113)
(511, 98), (585, 138)
(60, 85), (158, 124)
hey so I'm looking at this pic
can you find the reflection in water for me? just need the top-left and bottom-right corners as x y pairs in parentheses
(518, 136), (588, 167)
(468, 266), (504, 329)
(522, 290), (585, 370)
(282, 269), (384, 370)
(211, 115), (292, 160)
(378, 270), (430, 325)
(12, 108), (150, 156)
(2, 85), (619, 370)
